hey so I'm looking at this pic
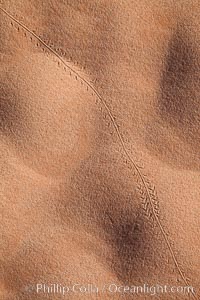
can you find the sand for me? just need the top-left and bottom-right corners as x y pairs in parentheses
(0, 1), (200, 299)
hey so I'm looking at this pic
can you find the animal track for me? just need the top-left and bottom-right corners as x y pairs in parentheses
(0, 6), (197, 300)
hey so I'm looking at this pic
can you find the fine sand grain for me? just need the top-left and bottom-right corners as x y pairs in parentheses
(0, 1), (200, 299)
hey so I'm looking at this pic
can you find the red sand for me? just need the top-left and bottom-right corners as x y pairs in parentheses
(0, 1), (199, 299)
